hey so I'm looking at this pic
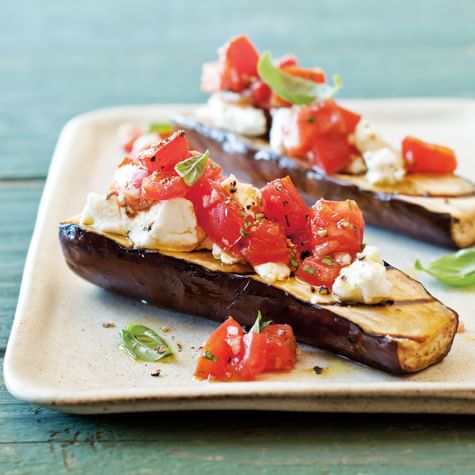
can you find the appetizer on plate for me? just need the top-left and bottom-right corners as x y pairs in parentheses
(59, 131), (458, 375)
(172, 34), (475, 249)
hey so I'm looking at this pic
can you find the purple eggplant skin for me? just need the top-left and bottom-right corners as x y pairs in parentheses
(173, 115), (460, 248)
(60, 222), (440, 375)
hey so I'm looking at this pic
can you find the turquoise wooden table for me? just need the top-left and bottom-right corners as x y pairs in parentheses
(2, 1), (475, 473)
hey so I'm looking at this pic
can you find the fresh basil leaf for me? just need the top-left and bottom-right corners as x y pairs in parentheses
(148, 122), (173, 135)
(257, 51), (343, 105)
(119, 323), (173, 362)
(202, 350), (217, 362)
(303, 265), (315, 275)
(250, 310), (273, 334)
(415, 247), (475, 286)
(175, 150), (209, 187)
(260, 320), (273, 331)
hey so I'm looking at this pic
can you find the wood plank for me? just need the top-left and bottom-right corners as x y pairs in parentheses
(0, 183), (43, 350)
(1, 365), (475, 474)
(1, 0), (474, 178)
(1, 416), (475, 473)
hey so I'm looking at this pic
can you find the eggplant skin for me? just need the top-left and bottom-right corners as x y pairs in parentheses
(173, 115), (465, 248)
(59, 223), (456, 375)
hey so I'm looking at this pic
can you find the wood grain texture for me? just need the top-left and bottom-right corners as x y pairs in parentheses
(0, 183), (43, 350)
(1, 0), (474, 177)
(1, 362), (475, 475)
(2, 1), (475, 473)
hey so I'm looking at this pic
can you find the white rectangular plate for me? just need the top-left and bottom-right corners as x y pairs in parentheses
(4, 100), (475, 414)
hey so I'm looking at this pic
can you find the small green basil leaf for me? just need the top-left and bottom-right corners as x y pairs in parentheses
(250, 310), (263, 334)
(415, 247), (475, 286)
(119, 323), (173, 362)
(148, 122), (173, 135)
(202, 350), (217, 362)
(303, 265), (315, 275)
(257, 51), (343, 105)
(249, 310), (273, 334)
(260, 319), (273, 331)
(175, 150), (209, 187)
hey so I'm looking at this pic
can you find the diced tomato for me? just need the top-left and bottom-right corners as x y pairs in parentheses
(250, 80), (272, 108)
(187, 178), (245, 253)
(110, 159), (150, 210)
(311, 199), (364, 257)
(201, 35), (259, 93)
(224, 35), (259, 78)
(194, 317), (243, 381)
(137, 131), (190, 173)
(262, 324), (297, 371)
(194, 314), (298, 381)
(261, 177), (312, 253)
(240, 219), (290, 266)
(280, 101), (359, 175)
(337, 105), (361, 133)
(235, 331), (268, 380)
(285, 100), (347, 157)
(308, 134), (356, 175)
(402, 136), (457, 174)
(204, 158), (223, 180)
(140, 153), (221, 202)
(296, 255), (342, 288)
(276, 54), (298, 68)
(141, 172), (188, 201)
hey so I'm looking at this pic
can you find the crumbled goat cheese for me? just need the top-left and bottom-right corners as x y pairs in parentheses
(354, 119), (391, 152)
(363, 147), (406, 185)
(254, 262), (291, 283)
(221, 174), (262, 217)
(80, 192), (128, 235)
(354, 120), (406, 185)
(332, 246), (392, 304)
(212, 243), (244, 265)
(269, 107), (299, 154)
(341, 155), (367, 175)
(127, 198), (201, 251)
(196, 94), (267, 136)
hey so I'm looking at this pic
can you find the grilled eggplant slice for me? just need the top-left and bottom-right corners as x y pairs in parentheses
(173, 114), (475, 249)
(59, 221), (458, 375)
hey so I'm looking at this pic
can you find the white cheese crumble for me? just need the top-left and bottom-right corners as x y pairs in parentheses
(354, 119), (391, 152)
(354, 120), (406, 185)
(80, 193), (202, 251)
(226, 325), (242, 355)
(341, 155), (367, 175)
(221, 174), (262, 216)
(212, 243), (244, 265)
(196, 94), (267, 137)
(332, 246), (392, 304)
(80, 192), (128, 235)
(363, 147), (406, 186)
(254, 262), (291, 283)
(128, 198), (201, 251)
(269, 107), (298, 154)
